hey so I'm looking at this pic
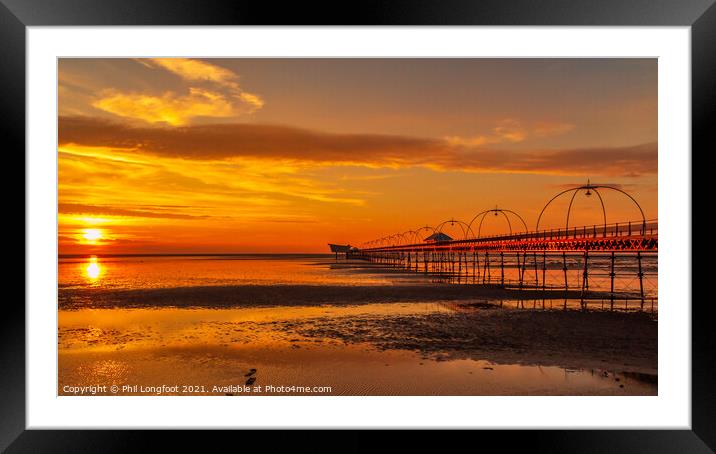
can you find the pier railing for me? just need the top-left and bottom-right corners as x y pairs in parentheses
(351, 219), (658, 311)
(360, 219), (658, 253)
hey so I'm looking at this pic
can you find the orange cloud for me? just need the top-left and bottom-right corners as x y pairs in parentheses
(59, 203), (212, 220)
(447, 119), (574, 146)
(146, 58), (239, 84)
(533, 121), (576, 138)
(446, 119), (527, 147)
(492, 119), (526, 143)
(444, 136), (491, 147)
(93, 88), (236, 126)
(145, 59), (263, 111)
(93, 58), (264, 125)
(239, 92), (265, 110)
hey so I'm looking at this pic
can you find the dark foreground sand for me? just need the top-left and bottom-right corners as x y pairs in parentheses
(269, 303), (657, 374)
(59, 283), (627, 310)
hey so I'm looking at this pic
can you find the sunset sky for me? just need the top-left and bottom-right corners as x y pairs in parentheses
(58, 58), (657, 254)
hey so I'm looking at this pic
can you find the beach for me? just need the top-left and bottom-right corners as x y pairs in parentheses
(58, 255), (657, 396)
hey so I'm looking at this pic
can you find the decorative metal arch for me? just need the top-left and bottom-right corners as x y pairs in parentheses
(374, 231), (413, 247)
(401, 229), (427, 245)
(434, 218), (474, 241)
(412, 225), (436, 243)
(395, 231), (415, 246)
(387, 233), (402, 247)
(396, 230), (413, 245)
(536, 180), (647, 234)
(376, 236), (390, 247)
(467, 207), (529, 238)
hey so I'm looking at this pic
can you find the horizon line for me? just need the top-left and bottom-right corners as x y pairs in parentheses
(59, 252), (336, 258)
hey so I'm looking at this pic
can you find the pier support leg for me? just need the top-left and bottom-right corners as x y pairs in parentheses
(476, 251), (480, 282)
(517, 251), (524, 291)
(483, 252), (489, 284)
(638, 251), (645, 310)
(542, 251), (547, 309)
(472, 251), (477, 283)
(562, 252), (568, 310)
(581, 249), (589, 309)
(457, 252), (461, 280)
(500, 252), (505, 287)
(610, 251), (615, 311)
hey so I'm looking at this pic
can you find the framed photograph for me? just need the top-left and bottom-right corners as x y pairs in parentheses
(8, 0), (712, 450)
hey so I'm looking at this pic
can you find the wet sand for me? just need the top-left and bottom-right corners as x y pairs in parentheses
(59, 283), (626, 310)
(58, 301), (657, 396)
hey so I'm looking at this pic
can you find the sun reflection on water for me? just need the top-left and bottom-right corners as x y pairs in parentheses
(85, 256), (103, 281)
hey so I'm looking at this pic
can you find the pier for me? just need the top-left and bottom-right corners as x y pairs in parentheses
(347, 182), (658, 311)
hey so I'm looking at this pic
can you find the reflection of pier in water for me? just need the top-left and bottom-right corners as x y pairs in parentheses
(436, 296), (658, 314)
(345, 182), (658, 312)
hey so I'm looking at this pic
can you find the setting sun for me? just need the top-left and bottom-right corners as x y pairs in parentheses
(82, 229), (103, 241)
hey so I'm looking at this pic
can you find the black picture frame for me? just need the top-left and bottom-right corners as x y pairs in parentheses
(5, 0), (711, 451)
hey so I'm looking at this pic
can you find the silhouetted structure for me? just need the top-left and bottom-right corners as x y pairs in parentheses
(352, 182), (657, 311)
(328, 243), (352, 259)
(424, 232), (453, 243)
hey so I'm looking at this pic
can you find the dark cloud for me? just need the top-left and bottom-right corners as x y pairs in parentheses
(444, 144), (657, 177)
(59, 116), (657, 176)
